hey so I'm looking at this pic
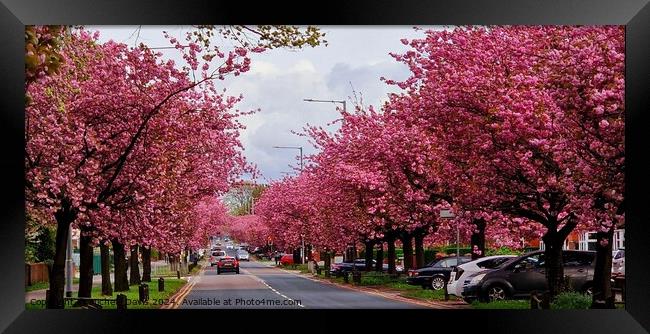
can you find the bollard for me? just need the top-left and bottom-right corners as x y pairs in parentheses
(158, 277), (165, 292)
(343, 272), (349, 283)
(325, 270), (330, 278)
(530, 291), (540, 309)
(317, 267), (322, 276)
(116, 294), (127, 310)
(177, 270), (181, 279)
(352, 271), (362, 284)
(139, 283), (149, 302)
(444, 281), (450, 301)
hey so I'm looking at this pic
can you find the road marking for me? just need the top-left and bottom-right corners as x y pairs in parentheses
(255, 263), (453, 309)
(241, 266), (305, 308)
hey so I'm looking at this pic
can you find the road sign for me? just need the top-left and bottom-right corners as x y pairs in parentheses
(440, 209), (455, 219)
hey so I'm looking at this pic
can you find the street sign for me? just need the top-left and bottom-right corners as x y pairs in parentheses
(440, 209), (455, 219)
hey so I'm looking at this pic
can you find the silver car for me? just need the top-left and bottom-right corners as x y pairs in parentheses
(236, 250), (250, 261)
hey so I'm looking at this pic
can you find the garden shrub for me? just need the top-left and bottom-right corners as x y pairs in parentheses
(551, 292), (592, 309)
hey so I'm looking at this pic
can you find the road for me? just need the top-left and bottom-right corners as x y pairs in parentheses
(178, 260), (425, 309)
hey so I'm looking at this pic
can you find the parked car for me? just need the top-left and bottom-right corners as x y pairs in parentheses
(612, 249), (625, 274)
(461, 250), (596, 302)
(406, 256), (472, 290)
(236, 250), (250, 261)
(210, 250), (227, 266)
(279, 254), (294, 266)
(329, 259), (405, 277)
(216, 256), (240, 274)
(447, 255), (516, 297)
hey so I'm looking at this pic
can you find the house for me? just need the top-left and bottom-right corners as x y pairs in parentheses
(539, 228), (625, 251)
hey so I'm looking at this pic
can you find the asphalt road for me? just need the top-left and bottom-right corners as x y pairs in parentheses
(179, 260), (424, 309)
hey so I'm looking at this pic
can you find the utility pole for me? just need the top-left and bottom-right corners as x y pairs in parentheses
(65, 228), (73, 297)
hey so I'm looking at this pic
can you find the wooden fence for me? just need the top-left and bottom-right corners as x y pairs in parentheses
(25, 263), (50, 286)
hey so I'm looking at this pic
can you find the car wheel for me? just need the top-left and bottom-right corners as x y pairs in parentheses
(486, 284), (507, 302)
(430, 276), (446, 290)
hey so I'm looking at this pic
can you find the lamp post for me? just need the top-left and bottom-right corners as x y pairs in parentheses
(65, 228), (73, 297)
(301, 233), (306, 265)
(303, 98), (346, 114)
(272, 146), (303, 172)
(273, 146), (305, 264)
(440, 208), (458, 265)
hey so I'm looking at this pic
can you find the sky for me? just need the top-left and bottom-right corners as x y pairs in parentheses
(89, 26), (443, 183)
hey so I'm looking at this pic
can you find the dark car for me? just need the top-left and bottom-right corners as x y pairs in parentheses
(462, 250), (596, 302)
(216, 256), (240, 274)
(329, 259), (405, 277)
(406, 256), (472, 290)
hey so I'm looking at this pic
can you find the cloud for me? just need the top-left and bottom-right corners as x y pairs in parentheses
(226, 58), (411, 182)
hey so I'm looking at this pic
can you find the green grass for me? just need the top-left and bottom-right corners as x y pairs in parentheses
(470, 299), (530, 309)
(25, 278), (187, 310)
(400, 288), (447, 301)
(26, 278), (79, 292)
(278, 263), (309, 272)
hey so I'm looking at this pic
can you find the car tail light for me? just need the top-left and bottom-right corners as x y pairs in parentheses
(408, 270), (419, 277)
(455, 267), (464, 281)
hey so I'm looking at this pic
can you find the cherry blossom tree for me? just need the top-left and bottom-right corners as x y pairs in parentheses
(25, 27), (253, 307)
(386, 25), (624, 297)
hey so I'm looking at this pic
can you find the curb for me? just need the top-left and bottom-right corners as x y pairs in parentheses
(295, 271), (469, 309)
(262, 263), (456, 309)
(160, 262), (207, 309)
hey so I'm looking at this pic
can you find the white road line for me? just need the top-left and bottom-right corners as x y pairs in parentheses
(242, 266), (305, 308)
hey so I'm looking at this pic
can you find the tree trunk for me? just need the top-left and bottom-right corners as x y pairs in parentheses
(542, 231), (566, 298)
(112, 239), (129, 292)
(129, 245), (141, 285)
(401, 233), (414, 271)
(387, 236), (396, 275)
(142, 246), (152, 282)
(47, 202), (76, 309)
(375, 243), (384, 272)
(470, 218), (486, 260)
(591, 227), (615, 308)
(322, 250), (331, 271)
(100, 242), (112, 296)
(364, 241), (374, 271)
(77, 224), (94, 303)
(414, 233), (425, 269)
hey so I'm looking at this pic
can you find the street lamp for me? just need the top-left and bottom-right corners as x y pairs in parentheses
(303, 98), (346, 114)
(65, 228), (73, 297)
(300, 233), (306, 265)
(272, 146), (303, 171)
(440, 208), (459, 266)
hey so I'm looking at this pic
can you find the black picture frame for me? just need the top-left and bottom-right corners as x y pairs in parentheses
(1, 0), (648, 333)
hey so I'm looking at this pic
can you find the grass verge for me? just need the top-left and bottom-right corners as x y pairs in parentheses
(25, 278), (187, 310)
(25, 278), (80, 292)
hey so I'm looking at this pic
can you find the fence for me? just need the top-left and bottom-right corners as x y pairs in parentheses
(25, 263), (50, 286)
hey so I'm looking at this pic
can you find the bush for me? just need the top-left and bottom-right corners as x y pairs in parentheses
(551, 292), (592, 309)
(485, 247), (523, 256)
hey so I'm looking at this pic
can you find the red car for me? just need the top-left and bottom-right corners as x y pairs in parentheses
(279, 254), (294, 266)
(216, 256), (240, 274)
